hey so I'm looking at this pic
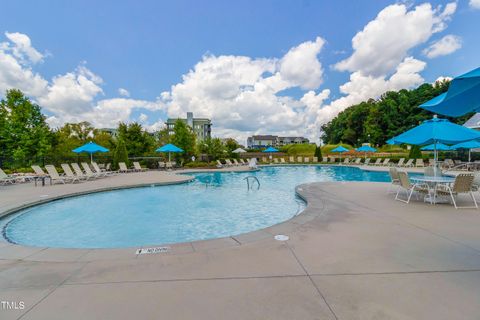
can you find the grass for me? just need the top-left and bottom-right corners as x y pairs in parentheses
(280, 144), (316, 156)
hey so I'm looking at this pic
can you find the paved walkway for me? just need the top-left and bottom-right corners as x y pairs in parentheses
(1, 172), (480, 319)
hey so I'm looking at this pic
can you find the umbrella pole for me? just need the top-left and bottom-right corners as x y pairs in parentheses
(90, 153), (93, 163)
(169, 152), (171, 162)
(469, 149), (471, 163)
(434, 141), (437, 176)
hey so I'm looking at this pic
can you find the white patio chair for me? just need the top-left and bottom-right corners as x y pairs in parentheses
(435, 174), (478, 209)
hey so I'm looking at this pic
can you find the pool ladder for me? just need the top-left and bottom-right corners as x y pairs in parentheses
(244, 176), (260, 190)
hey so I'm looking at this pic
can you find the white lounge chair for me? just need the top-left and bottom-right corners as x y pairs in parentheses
(289, 156), (295, 163)
(436, 174), (478, 209)
(364, 158), (371, 166)
(404, 159), (414, 167)
(165, 161), (174, 170)
(387, 167), (400, 194)
(82, 162), (104, 178)
(133, 161), (147, 172)
(92, 162), (115, 176)
(225, 159), (234, 166)
(312, 157), (318, 162)
(0, 168), (20, 185)
(297, 156), (302, 163)
(216, 160), (223, 168)
(32, 165), (48, 177)
(273, 158), (279, 164)
(322, 157), (328, 163)
(304, 157), (310, 163)
(118, 162), (132, 173)
(372, 159), (382, 166)
(397, 158), (405, 167)
(233, 159), (241, 166)
(70, 163), (92, 180)
(61, 164), (83, 183)
(158, 161), (166, 170)
(280, 158), (286, 164)
(415, 159), (425, 167)
(44, 165), (70, 184)
(382, 158), (391, 167)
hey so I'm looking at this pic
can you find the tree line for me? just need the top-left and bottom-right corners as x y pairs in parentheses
(0, 89), (240, 170)
(320, 81), (473, 147)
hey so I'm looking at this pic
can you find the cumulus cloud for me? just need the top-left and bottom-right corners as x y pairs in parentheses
(334, 2), (456, 76)
(423, 35), (462, 58)
(470, 0), (480, 9)
(4, 32), (44, 64)
(118, 88), (130, 97)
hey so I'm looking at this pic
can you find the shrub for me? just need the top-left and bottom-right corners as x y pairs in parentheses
(113, 139), (129, 169)
(408, 145), (422, 159)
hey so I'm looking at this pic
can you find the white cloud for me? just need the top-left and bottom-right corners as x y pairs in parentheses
(423, 35), (462, 58)
(334, 3), (456, 76)
(118, 88), (130, 97)
(4, 32), (44, 64)
(469, 0), (480, 9)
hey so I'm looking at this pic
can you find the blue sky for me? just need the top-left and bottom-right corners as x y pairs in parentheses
(0, 0), (479, 143)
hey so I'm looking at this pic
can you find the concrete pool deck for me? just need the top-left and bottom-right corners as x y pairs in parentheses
(1, 170), (480, 319)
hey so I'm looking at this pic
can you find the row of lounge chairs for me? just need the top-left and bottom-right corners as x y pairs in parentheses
(217, 159), (249, 168)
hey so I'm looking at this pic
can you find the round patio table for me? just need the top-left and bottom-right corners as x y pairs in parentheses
(411, 175), (455, 204)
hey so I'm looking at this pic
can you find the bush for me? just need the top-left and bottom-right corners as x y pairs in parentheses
(314, 146), (322, 159)
(183, 161), (215, 168)
(113, 139), (129, 169)
(280, 144), (316, 156)
(408, 145), (422, 159)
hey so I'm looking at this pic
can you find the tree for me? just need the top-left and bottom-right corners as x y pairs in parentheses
(314, 146), (322, 159)
(117, 122), (155, 157)
(171, 120), (196, 162)
(408, 145), (422, 159)
(198, 137), (225, 162)
(113, 139), (129, 169)
(0, 89), (52, 167)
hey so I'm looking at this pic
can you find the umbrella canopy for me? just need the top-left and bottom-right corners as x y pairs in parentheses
(450, 140), (480, 162)
(72, 141), (109, 162)
(331, 146), (349, 153)
(420, 143), (451, 151)
(387, 116), (480, 146)
(420, 67), (480, 117)
(155, 143), (184, 153)
(262, 147), (279, 153)
(232, 148), (247, 153)
(356, 145), (377, 152)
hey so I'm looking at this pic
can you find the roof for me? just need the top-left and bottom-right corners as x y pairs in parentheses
(464, 113), (480, 129)
(250, 135), (277, 140)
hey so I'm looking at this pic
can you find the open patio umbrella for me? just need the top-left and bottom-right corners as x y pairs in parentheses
(420, 67), (480, 117)
(232, 148), (247, 153)
(420, 143), (451, 151)
(156, 143), (184, 162)
(449, 140), (480, 162)
(387, 116), (480, 174)
(356, 145), (377, 159)
(262, 147), (279, 153)
(331, 145), (349, 162)
(72, 141), (109, 162)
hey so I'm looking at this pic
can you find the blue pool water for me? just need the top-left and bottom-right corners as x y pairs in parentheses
(1, 166), (389, 248)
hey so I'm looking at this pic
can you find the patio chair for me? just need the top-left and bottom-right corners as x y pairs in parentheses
(387, 167), (401, 194)
(44, 165), (71, 184)
(428, 159), (435, 167)
(216, 160), (223, 168)
(435, 174), (477, 209)
(304, 157), (310, 163)
(330, 157), (336, 163)
(261, 157), (267, 163)
(312, 157), (318, 162)
(354, 158), (362, 165)
(404, 159), (414, 167)
(0, 168), (20, 185)
(82, 162), (104, 178)
(273, 158), (279, 163)
(395, 171), (430, 204)
(158, 161), (166, 170)
(118, 162), (132, 173)
(61, 164), (83, 183)
(225, 159), (234, 166)
(297, 156), (302, 162)
(343, 158), (349, 165)
(289, 156), (295, 163)
(397, 158), (405, 167)
(280, 158), (286, 164)
(233, 159), (241, 166)
(372, 158), (382, 166)
(416, 159), (425, 167)
(32, 165), (48, 176)
(322, 157), (328, 163)
(382, 158), (390, 167)
(364, 158), (371, 166)
(70, 163), (93, 180)
(92, 162), (116, 176)
(424, 166), (435, 177)
(165, 161), (174, 170)
(133, 161), (147, 172)
(239, 159), (247, 165)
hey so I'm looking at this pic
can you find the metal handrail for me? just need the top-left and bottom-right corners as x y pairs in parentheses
(243, 176), (260, 190)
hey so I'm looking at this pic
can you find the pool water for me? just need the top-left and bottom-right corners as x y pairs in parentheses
(1, 166), (389, 248)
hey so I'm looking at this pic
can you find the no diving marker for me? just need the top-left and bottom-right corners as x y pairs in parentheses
(274, 235), (289, 241)
(136, 246), (171, 255)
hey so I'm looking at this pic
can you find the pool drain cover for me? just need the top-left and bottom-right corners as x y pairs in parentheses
(274, 235), (289, 241)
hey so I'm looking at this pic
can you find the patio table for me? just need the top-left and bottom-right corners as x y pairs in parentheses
(411, 175), (455, 204)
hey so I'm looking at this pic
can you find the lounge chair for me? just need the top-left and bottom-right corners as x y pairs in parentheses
(44, 165), (71, 184)
(304, 157), (310, 163)
(225, 159), (234, 166)
(92, 162), (116, 176)
(289, 156), (295, 163)
(239, 159), (247, 165)
(397, 158), (405, 167)
(364, 158), (371, 166)
(32, 165), (48, 177)
(387, 167), (401, 194)
(165, 161), (174, 170)
(280, 158), (286, 164)
(415, 159), (425, 167)
(343, 158), (349, 165)
(273, 158), (279, 164)
(372, 159), (382, 166)
(260, 157), (266, 163)
(395, 171), (430, 204)
(322, 157), (328, 163)
(436, 174), (477, 209)
(329, 157), (336, 163)
(82, 162), (104, 178)
(428, 159), (435, 167)
(313, 157), (318, 162)
(297, 156), (302, 162)
(382, 158), (390, 167)
(403, 159), (414, 167)
(61, 164), (83, 182)
(158, 161), (166, 170)
(118, 162), (133, 173)
(354, 158), (362, 165)
(216, 160), (223, 168)
(69, 163), (91, 180)
(233, 159), (241, 166)
(0, 168), (20, 185)
(133, 162), (147, 172)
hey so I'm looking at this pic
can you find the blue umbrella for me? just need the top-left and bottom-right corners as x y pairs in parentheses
(331, 145), (349, 162)
(72, 141), (109, 162)
(388, 116), (480, 173)
(356, 145), (377, 159)
(449, 140), (480, 162)
(262, 146), (279, 152)
(420, 67), (480, 117)
(156, 143), (184, 161)
(420, 143), (451, 151)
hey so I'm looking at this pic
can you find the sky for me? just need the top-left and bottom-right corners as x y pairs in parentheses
(0, 0), (479, 145)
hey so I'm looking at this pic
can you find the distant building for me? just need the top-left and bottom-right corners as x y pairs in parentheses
(247, 135), (309, 148)
(99, 128), (118, 137)
(464, 113), (480, 130)
(166, 112), (212, 141)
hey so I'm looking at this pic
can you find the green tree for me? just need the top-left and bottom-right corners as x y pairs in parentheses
(198, 137), (225, 162)
(314, 146), (322, 159)
(113, 139), (129, 169)
(0, 89), (52, 168)
(171, 120), (196, 162)
(408, 145), (422, 159)
(117, 122), (155, 157)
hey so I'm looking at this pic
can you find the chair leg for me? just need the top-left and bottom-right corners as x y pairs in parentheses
(471, 192), (478, 209)
(450, 191), (457, 209)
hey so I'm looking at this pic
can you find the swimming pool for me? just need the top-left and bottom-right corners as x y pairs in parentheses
(1, 166), (389, 249)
